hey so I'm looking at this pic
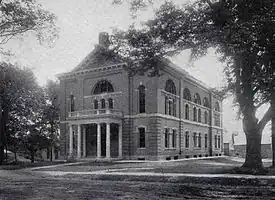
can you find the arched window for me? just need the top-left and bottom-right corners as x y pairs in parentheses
(164, 80), (176, 116)
(165, 79), (176, 94)
(214, 102), (221, 127)
(138, 85), (145, 113)
(94, 99), (98, 109)
(193, 107), (197, 121)
(198, 109), (201, 123)
(70, 94), (75, 112)
(214, 102), (220, 112)
(93, 80), (114, 94)
(203, 97), (210, 108)
(185, 104), (189, 120)
(204, 111), (208, 124)
(194, 93), (201, 105)
(101, 99), (106, 109)
(108, 98), (113, 109)
(183, 88), (191, 101)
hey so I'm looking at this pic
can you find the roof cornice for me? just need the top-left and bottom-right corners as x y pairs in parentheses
(57, 62), (126, 80)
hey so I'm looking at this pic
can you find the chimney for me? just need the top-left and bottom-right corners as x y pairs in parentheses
(98, 32), (110, 49)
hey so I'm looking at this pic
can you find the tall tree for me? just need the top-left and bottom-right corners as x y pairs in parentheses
(42, 80), (60, 161)
(0, 62), (45, 163)
(0, 0), (58, 164)
(112, 0), (274, 172)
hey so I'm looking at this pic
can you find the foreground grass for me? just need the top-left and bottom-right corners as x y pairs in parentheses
(0, 160), (71, 170)
(0, 176), (275, 199)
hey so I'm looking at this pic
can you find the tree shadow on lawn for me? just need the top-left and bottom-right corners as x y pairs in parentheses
(0, 188), (30, 199)
(151, 158), (275, 175)
(0, 160), (73, 170)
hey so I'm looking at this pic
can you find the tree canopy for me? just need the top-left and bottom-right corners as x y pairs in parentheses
(112, 0), (275, 171)
(0, 0), (59, 53)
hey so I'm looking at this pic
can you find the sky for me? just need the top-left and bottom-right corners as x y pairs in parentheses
(1, 0), (271, 145)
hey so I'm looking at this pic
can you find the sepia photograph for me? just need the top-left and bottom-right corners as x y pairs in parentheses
(0, 0), (275, 199)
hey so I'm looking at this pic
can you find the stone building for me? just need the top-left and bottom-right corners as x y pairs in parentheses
(58, 33), (223, 160)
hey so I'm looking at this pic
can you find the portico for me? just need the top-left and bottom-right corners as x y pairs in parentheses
(68, 119), (122, 159)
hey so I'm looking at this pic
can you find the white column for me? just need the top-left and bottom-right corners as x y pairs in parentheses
(106, 123), (111, 158)
(83, 125), (86, 157)
(118, 124), (122, 158)
(69, 124), (73, 156)
(97, 123), (101, 158)
(77, 124), (81, 158)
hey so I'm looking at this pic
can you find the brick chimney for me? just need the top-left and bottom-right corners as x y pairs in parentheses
(98, 32), (110, 49)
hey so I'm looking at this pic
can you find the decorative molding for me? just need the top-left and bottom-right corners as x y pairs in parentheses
(84, 91), (123, 99)
(182, 99), (211, 110)
(160, 89), (180, 99)
(57, 63), (126, 80)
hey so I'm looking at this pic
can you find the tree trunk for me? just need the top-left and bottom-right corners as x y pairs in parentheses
(50, 147), (53, 162)
(271, 85), (275, 167)
(5, 145), (7, 162)
(0, 109), (8, 165)
(31, 150), (35, 163)
(0, 108), (4, 164)
(243, 129), (263, 169)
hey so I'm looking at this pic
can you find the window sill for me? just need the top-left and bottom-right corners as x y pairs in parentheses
(164, 148), (177, 150)
(138, 147), (146, 149)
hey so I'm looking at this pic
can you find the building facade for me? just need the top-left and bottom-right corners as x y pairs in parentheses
(58, 33), (223, 160)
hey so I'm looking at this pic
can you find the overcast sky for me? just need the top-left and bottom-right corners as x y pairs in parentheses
(1, 0), (271, 144)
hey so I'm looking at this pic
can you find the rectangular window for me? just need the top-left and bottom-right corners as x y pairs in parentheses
(193, 132), (197, 147)
(139, 86), (145, 113)
(165, 97), (168, 115)
(185, 131), (189, 148)
(108, 98), (113, 109)
(218, 135), (221, 148)
(198, 133), (201, 148)
(138, 127), (146, 148)
(214, 135), (217, 148)
(168, 100), (172, 115)
(205, 134), (208, 148)
(164, 128), (169, 148)
(172, 129), (177, 148)
(172, 99), (176, 117)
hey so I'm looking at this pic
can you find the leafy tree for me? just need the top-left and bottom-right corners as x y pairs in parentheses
(112, 0), (274, 171)
(0, 0), (59, 51)
(0, 62), (45, 163)
(0, 0), (58, 164)
(42, 80), (60, 161)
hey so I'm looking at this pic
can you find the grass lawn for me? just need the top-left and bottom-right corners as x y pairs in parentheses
(37, 157), (275, 175)
(36, 157), (243, 174)
(0, 160), (72, 170)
